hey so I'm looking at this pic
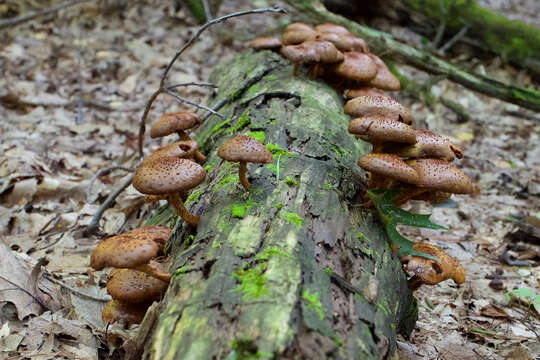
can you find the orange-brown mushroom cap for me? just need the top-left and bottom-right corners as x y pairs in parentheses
(349, 115), (417, 144)
(150, 111), (201, 138)
(280, 40), (344, 64)
(386, 129), (463, 161)
(366, 54), (401, 91)
(344, 95), (413, 125)
(314, 23), (350, 35)
(319, 33), (369, 53)
(218, 135), (274, 164)
(281, 29), (318, 45)
(107, 268), (168, 303)
(334, 52), (377, 82)
(132, 157), (206, 195)
(407, 158), (473, 194)
(344, 87), (386, 100)
(358, 153), (419, 185)
(102, 299), (148, 325)
(402, 243), (466, 288)
(248, 37), (282, 50)
(284, 22), (313, 32)
(146, 140), (199, 162)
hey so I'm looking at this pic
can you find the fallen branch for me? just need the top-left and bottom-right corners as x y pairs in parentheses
(0, 0), (91, 30)
(87, 165), (136, 203)
(285, 0), (540, 112)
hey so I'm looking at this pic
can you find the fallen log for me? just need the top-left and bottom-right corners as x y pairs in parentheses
(130, 50), (417, 359)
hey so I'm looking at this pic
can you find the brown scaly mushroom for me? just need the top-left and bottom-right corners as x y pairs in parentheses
(281, 29), (318, 45)
(248, 37), (282, 51)
(280, 40), (344, 76)
(90, 226), (171, 282)
(334, 52), (377, 83)
(133, 157), (206, 226)
(150, 111), (206, 162)
(318, 32), (369, 53)
(146, 140), (198, 162)
(314, 23), (350, 35)
(344, 94), (414, 125)
(366, 54), (401, 91)
(407, 158), (473, 194)
(348, 115), (417, 145)
(401, 243), (466, 290)
(358, 153), (419, 189)
(102, 299), (148, 325)
(218, 135), (274, 191)
(344, 87), (387, 100)
(383, 129), (463, 161)
(284, 22), (314, 32)
(107, 268), (168, 303)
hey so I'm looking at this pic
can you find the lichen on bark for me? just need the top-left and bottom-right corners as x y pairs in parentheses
(141, 50), (417, 360)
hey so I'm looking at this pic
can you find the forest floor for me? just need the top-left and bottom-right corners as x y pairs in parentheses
(0, 0), (538, 359)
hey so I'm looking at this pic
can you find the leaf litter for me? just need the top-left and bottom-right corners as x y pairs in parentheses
(0, 0), (539, 359)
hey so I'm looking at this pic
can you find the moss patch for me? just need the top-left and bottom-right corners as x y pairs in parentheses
(233, 263), (269, 301)
(283, 211), (303, 228)
(303, 289), (325, 320)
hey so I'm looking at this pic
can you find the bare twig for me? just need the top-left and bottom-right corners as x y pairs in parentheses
(0, 0), (92, 30)
(440, 25), (469, 53)
(202, 98), (228, 121)
(87, 165), (136, 203)
(164, 89), (225, 118)
(44, 274), (111, 302)
(167, 82), (217, 90)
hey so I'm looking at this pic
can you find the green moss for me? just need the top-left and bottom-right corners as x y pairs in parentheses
(302, 289), (325, 320)
(255, 246), (294, 261)
(173, 265), (197, 278)
(356, 232), (365, 240)
(282, 211), (303, 228)
(231, 111), (250, 133)
(245, 131), (266, 143)
(231, 198), (259, 219)
(212, 241), (221, 248)
(265, 143), (295, 158)
(215, 165), (240, 191)
(233, 263), (269, 300)
(228, 338), (272, 360)
(265, 163), (279, 174)
(324, 267), (334, 275)
(210, 117), (232, 136)
(185, 189), (204, 206)
(204, 159), (220, 173)
(285, 176), (299, 186)
(376, 300), (391, 316)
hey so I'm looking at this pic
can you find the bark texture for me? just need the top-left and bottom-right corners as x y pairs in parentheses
(140, 50), (417, 359)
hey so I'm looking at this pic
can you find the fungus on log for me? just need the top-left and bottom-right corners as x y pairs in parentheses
(132, 50), (417, 360)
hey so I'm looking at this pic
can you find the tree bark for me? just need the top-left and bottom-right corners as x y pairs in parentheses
(134, 50), (417, 359)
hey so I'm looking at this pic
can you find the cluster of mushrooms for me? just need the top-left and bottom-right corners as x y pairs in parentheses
(250, 22), (470, 289)
(90, 226), (171, 324)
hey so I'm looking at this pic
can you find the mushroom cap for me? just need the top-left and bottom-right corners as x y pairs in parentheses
(407, 158), (473, 194)
(358, 153), (419, 185)
(280, 40), (344, 64)
(147, 140), (199, 162)
(133, 157), (206, 195)
(218, 135), (274, 164)
(344, 94), (413, 125)
(402, 243), (466, 285)
(150, 111), (201, 138)
(128, 225), (171, 247)
(366, 54), (401, 91)
(248, 37), (282, 50)
(319, 33), (369, 52)
(281, 29), (318, 45)
(314, 23), (350, 35)
(107, 268), (168, 303)
(284, 22), (313, 32)
(344, 87), (386, 100)
(411, 190), (452, 203)
(102, 299), (148, 324)
(348, 115), (416, 144)
(90, 229), (166, 270)
(386, 129), (463, 161)
(334, 52), (377, 82)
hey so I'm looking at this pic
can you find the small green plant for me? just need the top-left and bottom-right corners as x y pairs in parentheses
(285, 176), (299, 186)
(232, 263), (268, 300)
(505, 287), (540, 313)
(245, 131), (266, 143)
(283, 211), (303, 228)
(302, 289), (325, 319)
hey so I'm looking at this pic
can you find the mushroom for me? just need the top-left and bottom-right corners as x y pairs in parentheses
(407, 158), (473, 194)
(383, 129), (463, 161)
(281, 29), (318, 45)
(280, 40), (344, 76)
(402, 243), (466, 290)
(284, 22), (314, 32)
(147, 140), (199, 162)
(90, 226), (172, 282)
(133, 157), (206, 226)
(334, 52), (377, 83)
(102, 299), (148, 325)
(217, 135), (274, 191)
(344, 94), (413, 125)
(319, 32), (369, 53)
(314, 23), (350, 35)
(348, 115), (417, 145)
(344, 87), (386, 100)
(366, 54), (401, 91)
(248, 37), (282, 51)
(357, 153), (419, 189)
(150, 111), (206, 162)
(107, 268), (168, 303)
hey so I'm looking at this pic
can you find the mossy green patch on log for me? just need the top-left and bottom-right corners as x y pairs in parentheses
(143, 50), (416, 360)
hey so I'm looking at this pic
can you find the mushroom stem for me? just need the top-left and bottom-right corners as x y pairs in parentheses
(407, 275), (423, 291)
(176, 130), (206, 163)
(391, 187), (429, 206)
(238, 161), (251, 191)
(132, 263), (171, 283)
(167, 192), (200, 227)
(292, 63), (299, 76)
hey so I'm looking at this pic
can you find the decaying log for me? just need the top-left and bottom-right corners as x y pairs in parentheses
(285, 0), (540, 112)
(131, 50), (417, 359)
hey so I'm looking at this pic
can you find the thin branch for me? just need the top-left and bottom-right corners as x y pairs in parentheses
(0, 0), (91, 29)
(87, 165), (136, 203)
(166, 82), (217, 90)
(202, 98), (228, 121)
(44, 274), (111, 302)
(164, 89), (225, 118)
(85, 173), (136, 236)
(439, 25), (469, 53)
(160, 7), (286, 87)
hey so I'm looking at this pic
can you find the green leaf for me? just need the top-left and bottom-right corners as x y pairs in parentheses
(367, 189), (444, 260)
